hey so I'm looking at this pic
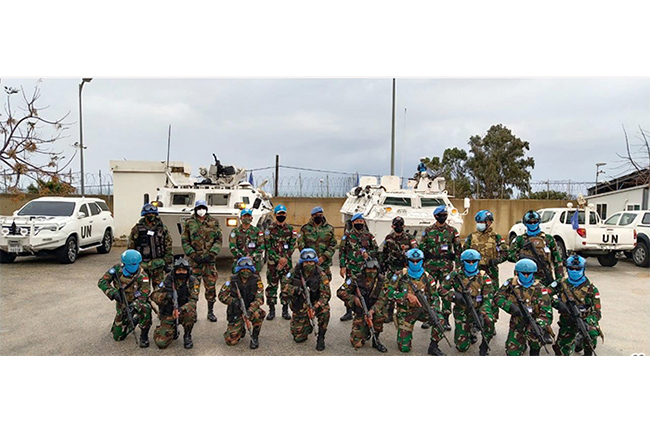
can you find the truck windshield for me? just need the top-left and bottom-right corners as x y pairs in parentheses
(383, 197), (411, 206)
(17, 201), (76, 217)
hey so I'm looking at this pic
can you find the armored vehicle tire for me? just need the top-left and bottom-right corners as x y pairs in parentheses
(554, 237), (567, 261)
(57, 236), (78, 264)
(0, 250), (17, 263)
(597, 252), (618, 267)
(97, 229), (113, 254)
(632, 242), (650, 267)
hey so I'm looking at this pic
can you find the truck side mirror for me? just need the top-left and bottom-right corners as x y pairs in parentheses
(77, 212), (86, 219)
(252, 198), (262, 209)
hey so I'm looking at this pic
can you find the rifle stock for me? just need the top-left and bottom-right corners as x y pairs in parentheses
(454, 275), (490, 352)
(112, 272), (139, 345)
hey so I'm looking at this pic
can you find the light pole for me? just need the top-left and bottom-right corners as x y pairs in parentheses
(595, 162), (606, 195)
(79, 78), (92, 195)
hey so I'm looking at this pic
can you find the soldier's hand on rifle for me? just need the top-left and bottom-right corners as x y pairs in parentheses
(453, 292), (465, 305)
(406, 293), (421, 307)
(110, 290), (123, 303)
(308, 308), (316, 320)
(368, 309), (375, 319)
(353, 296), (362, 309)
(340, 267), (347, 278)
(361, 250), (369, 260)
(278, 257), (288, 269)
(509, 303), (522, 317)
(192, 254), (204, 265)
(172, 308), (180, 320)
(556, 301), (570, 315)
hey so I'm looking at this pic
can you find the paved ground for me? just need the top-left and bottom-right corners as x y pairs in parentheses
(1, 248), (648, 356)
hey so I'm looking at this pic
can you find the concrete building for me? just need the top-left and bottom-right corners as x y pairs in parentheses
(109, 160), (192, 239)
(587, 169), (650, 220)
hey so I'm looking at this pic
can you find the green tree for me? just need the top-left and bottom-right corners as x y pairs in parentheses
(466, 124), (535, 199)
(27, 176), (76, 196)
(422, 148), (473, 198)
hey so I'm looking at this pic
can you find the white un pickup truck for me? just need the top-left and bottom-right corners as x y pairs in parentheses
(0, 197), (114, 264)
(508, 203), (637, 267)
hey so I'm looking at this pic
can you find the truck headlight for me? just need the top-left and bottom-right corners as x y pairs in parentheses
(226, 218), (237, 227)
(34, 225), (59, 235)
(20, 227), (29, 236)
(1, 228), (8, 236)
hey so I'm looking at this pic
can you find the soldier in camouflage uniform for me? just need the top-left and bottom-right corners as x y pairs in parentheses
(127, 203), (173, 288)
(97, 249), (152, 348)
(419, 205), (461, 331)
(442, 249), (495, 355)
(463, 210), (507, 321)
(387, 248), (447, 356)
(281, 249), (331, 351)
(181, 200), (223, 323)
(150, 257), (199, 350)
(380, 216), (418, 323)
(336, 259), (388, 352)
(229, 208), (265, 273)
(508, 210), (564, 285)
(495, 259), (554, 356)
(297, 206), (338, 281)
(218, 257), (266, 349)
(339, 212), (379, 321)
(264, 204), (297, 321)
(551, 255), (602, 356)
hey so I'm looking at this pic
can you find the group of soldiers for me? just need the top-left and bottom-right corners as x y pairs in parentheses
(97, 200), (603, 356)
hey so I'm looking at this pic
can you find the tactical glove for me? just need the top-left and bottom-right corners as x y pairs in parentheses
(110, 290), (123, 304)
(556, 301), (571, 315)
(509, 303), (522, 317)
(453, 292), (465, 305)
(192, 254), (204, 265)
(204, 253), (216, 263)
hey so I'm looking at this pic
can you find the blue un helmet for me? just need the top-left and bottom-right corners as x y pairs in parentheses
(566, 254), (587, 286)
(235, 256), (256, 273)
(298, 248), (319, 264)
(274, 204), (287, 214)
(475, 210), (494, 223)
(523, 210), (541, 236)
(121, 249), (142, 276)
(240, 208), (253, 218)
(141, 203), (159, 216)
(460, 249), (481, 276)
(514, 258), (537, 288)
(406, 248), (425, 278)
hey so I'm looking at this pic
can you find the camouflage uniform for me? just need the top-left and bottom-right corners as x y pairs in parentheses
(217, 273), (266, 346)
(150, 274), (200, 349)
(464, 226), (507, 319)
(127, 216), (173, 288)
(508, 233), (564, 284)
(442, 270), (495, 352)
(419, 222), (461, 315)
(339, 228), (379, 277)
(281, 264), (331, 343)
(381, 231), (418, 278)
(229, 224), (265, 273)
(181, 214), (222, 302)
(336, 274), (390, 348)
(97, 265), (152, 341)
(495, 277), (553, 356)
(551, 278), (602, 356)
(387, 270), (445, 352)
(297, 217), (338, 280)
(264, 221), (297, 306)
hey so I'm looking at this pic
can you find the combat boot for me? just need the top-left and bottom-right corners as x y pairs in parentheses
(282, 303), (292, 320)
(479, 339), (489, 356)
(316, 329), (327, 351)
(372, 333), (388, 353)
(529, 348), (540, 356)
(207, 301), (217, 322)
(340, 306), (353, 322)
(250, 326), (260, 350)
(267, 304), (276, 321)
(470, 333), (478, 345)
(427, 340), (446, 356)
(443, 314), (452, 331)
(574, 336), (584, 353)
(583, 346), (593, 356)
(139, 326), (150, 348)
(183, 328), (193, 349)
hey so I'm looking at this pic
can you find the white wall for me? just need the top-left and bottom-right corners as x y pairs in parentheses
(587, 186), (646, 219)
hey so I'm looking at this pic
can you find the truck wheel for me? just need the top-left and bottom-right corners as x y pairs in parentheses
(555, 237), (567, 261)
(57, 236), (78, 264)
(97, 229), (113, 254)
(632, 242), (650, 267)
(0, 250), (17, 263)
(597, 252), (618, 267)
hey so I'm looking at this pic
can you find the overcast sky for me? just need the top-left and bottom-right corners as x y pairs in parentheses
(2, 78), (648, 186)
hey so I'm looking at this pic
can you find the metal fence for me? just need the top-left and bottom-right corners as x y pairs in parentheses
(0, 170), (113, 195)
(528, 180), (596, 199)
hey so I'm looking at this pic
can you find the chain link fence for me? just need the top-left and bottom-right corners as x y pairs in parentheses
(0, 170), (113, 195)
(528, 180), (596, 199)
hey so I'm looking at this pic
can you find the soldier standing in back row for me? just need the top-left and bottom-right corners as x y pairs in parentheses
(297, 206), (338, 281)
(127, 203), (173, 288)
(339, 213), (379, 321)
(181, 200), (222, 323)
(264, 204), (297, 321)
(380, 216), (417, 322)
(419, 205), (461, 331)
(229, 208), (265, 273)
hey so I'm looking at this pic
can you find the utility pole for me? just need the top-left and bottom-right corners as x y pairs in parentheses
(274, 155), (279, 197)
(390, 78), (396, 175)
(165, 124), (172, 186)
(78, 78), (92, 196)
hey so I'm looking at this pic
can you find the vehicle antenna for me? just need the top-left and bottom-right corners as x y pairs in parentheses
(165, 124), (172, 186)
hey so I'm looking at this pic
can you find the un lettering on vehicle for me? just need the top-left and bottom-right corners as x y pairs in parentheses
(81, 225), (92, 239)
(602, 233), (618, 244)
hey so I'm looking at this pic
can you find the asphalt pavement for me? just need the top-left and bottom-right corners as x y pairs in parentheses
(1, 248), (648, 356)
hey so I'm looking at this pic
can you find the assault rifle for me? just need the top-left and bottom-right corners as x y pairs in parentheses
(454, 275), (490, 352)
(171, 278), (179, 340)
(351, 276), (381, 352)
(558, 284), (598, 356)
(300, 272), (317, 330)
(111, 271), (139, 346)
(521, 241), (555, 285)
(511, 287), (550, 354)
(406, 279), (452, 348)
(233, 281), (253, 337)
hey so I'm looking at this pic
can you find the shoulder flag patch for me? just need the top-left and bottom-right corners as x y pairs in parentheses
(230, 232), (236, 238)
(225, 280), (230, 286)
(485, 278), (492, 284)
(108, 268), (115, 275)
(142, 276), (150, 283)
(346, 279), (352, 285)
(392, 274), (398, 282)
(541, 288), (550, 295)
(265, 230), (270, 235)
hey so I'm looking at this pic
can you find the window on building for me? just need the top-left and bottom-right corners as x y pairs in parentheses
(627, 204), (641, 211)
(604, 213), (621, 225)
(596, 203), (607, 220)
(619, 213), (638, 226)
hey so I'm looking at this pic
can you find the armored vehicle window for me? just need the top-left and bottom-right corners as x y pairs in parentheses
(88, 202), (101, 216)
(619, 213), (638, 226)
(420, 198), (445, 207)
(242, 197), (250, 204)
(604, 214), (621, 225)
(171, 193), (194, 206)
(17, 201), (76, 217)
(383, 197), (411, 206)
(207, 194), (229, 206)
(540, 211), (555, 223)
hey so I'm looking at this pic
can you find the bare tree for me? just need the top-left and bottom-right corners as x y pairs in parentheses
(613, 125), (650, 185)
(1, 80), (76, 193)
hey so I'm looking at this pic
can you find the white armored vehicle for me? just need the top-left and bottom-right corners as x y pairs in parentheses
(151, 156), (274, 257)
(340, 174), (470, 243)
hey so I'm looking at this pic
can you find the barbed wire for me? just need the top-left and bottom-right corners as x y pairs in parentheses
(0, 170), (113, 195)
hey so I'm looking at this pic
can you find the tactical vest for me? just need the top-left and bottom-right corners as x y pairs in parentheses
(518, 234), (551, 267)
(454, 272), (487, 309)
(158, 274), (192, 315)
(290, 265), (322, 309)
(135, 223), (166, 261)
(557, 280), (592, 316)
(226, 274), (260, 323)
(353, 275), (383, 313)
(470, 231), (498, 265)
